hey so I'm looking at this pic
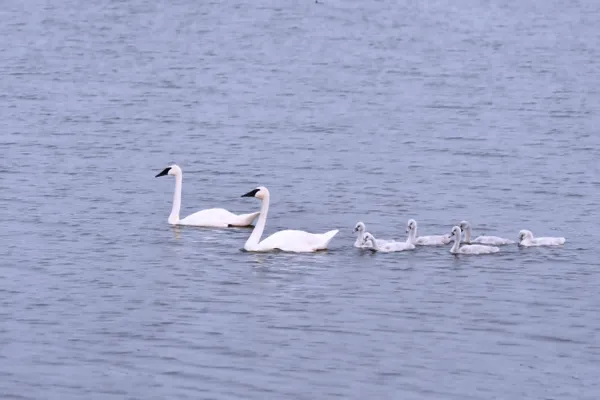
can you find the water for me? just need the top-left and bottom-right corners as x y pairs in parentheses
(2, 0), (600, 398)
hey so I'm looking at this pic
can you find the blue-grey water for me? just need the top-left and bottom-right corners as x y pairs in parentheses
(2, 0), (600, 398)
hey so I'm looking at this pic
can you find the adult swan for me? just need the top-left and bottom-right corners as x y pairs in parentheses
(240, 186), (339, 252)
(155, 164), (260, 227)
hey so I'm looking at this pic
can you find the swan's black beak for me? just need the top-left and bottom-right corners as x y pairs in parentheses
(155, 167), (171, 177)
(241, 188), (260, 198)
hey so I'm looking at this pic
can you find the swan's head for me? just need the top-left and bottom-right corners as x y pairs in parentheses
(450, 226), (461, 241)
(406, 219), (417, 233)
(241, 186), (269, 200)
(519, 229), (533, 242)
(155, 164), (182, 177)
(459, 220), (470, 231)
(353, 221), (365, 233)
(361, 232), (375, 247)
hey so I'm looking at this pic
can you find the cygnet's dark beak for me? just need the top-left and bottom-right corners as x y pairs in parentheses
(155, 167), (171, 177)
(241, 188), (260, 198)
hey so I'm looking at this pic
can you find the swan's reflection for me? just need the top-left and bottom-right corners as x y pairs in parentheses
(171, 224), (182, 240)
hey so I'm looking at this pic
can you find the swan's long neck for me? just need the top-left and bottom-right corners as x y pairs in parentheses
(169, 173), (183, 224)
(245, 193), (270, 249)
(356, 230), (366, 246)
(463, 226), (472, 242)
(408, 226), (417, 243)
(451, 234), (461, 253)
(368, 237), (379, 250)
(405, 230), (413, 244)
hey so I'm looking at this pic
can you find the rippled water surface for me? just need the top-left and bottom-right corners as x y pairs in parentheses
(2, 0), (600, 398)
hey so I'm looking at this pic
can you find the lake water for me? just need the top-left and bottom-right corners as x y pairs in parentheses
(1, 0), (600, 398)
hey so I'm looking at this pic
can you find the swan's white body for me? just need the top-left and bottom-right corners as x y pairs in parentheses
(361, 232), (415, 253)
(241, 187), (339, 253)
(518, 230), (566, 247)
(177, 208), (259, 227)
(155, 165), (260, 227)
(449, 226), (499, 254)
(459, 220), (515, 245)
(406, 219), (452, 246)
(353, 222), (391, 248)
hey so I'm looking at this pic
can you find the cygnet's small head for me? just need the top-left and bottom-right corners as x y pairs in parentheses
(155, 164), (182, 177)
(406, 219), (417, 233)
(459, 220), (470, 231)
(450, 226), (461, 241)
(362, 232), (375, 246)
(353, 222), (365, 233)
(241, 186), (269, 200)
(519, 229), (533, 242)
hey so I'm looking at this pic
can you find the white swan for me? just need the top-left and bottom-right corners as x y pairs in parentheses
(240, 186), (339, 252)
(406, 219), (452, 246)
(361, 232), (415, 253)
(353, 222), (367, 247)
(459, 220), (515, 245)
(449, 226), (499, 255)
(155, 164), (260, 227)
(353, 221), (392, 248)
(518, 229), (566, 247)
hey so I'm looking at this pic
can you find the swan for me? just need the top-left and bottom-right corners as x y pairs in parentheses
(406, 219), (452, 246)
(361, 232), (415, 253)
(155, 164), (260, 227)
(518, 230), (566, 247)
(449, 226), (500, 255)
(240, 186), (339, 252)
(459, 220), (515, 245)
(353, 222), (367, 247)
(353, 221), (392, 248)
